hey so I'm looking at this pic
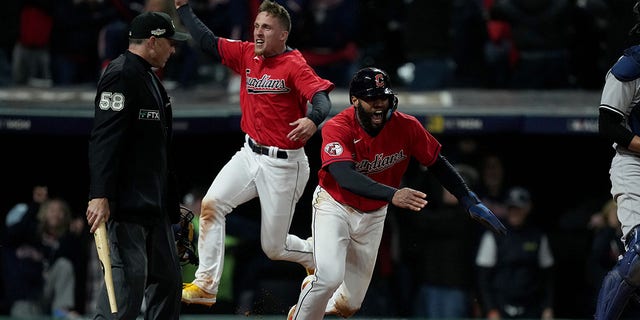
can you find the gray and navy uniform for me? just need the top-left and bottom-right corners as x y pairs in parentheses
(596, 44), (640, 320)
(88, 50), (182, 319)
(599, 44), (640, 241)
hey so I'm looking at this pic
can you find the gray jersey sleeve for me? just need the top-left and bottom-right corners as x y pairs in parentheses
(600, 70), (640, 118)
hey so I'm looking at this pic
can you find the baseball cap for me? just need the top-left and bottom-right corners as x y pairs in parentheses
(505, 186), (531, 208)
(129, 11), (190, 41)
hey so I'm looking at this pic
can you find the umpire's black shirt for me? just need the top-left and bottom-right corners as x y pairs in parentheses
(88, 50), (179, 226)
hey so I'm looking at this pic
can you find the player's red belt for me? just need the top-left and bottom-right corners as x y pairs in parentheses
(248, 138), (288, 159)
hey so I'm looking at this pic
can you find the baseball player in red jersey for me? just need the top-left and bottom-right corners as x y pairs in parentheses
(175, 0), (334, 306)
(287, 67), (507, 319)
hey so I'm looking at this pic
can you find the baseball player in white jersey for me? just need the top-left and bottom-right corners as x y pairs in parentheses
(174, 0), (335, 306)
(595, 2), (640, 319)
(287, 67), (507, 319)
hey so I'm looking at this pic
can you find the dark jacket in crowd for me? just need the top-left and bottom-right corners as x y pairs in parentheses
(477, 224), (554, 313)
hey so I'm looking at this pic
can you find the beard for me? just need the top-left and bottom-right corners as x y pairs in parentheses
(356, 101), (388, 136)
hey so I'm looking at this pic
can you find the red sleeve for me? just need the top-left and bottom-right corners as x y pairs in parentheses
(218, 38), (250, 75)
(290, 54), (335, 100)
(320, 117), (354, 167)
(408, 115), (441, 167)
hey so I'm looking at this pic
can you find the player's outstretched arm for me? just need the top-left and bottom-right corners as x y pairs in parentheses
(461, 192), (508, 236)
(390, 188), (427, 211)
(427, 154), (508, 235)
(175, 1), (221, 60)
(327, 162), (428, 211)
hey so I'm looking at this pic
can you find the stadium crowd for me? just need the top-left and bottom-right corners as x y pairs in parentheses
(2, 0), (639, 319)
(1, 0), (637, 91)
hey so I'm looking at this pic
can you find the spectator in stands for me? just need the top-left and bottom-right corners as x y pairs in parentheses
(2, 186), (48, 317)
(37, 198), (82, 318)
(355, 0), (405, 84)
(50, 0), (110, 85)
(586, 199), (622, 312)
(445, 137), (483, 172)
(188, 0), (249, 43)
(476, 186), (554, 319)
(2, 186), (83, 318)
(450, 0), (489, 88)
(12, 0), (54, 87)
(483, 0), (516, 88)
(476, 153), (510, 219)
(567, 0), (609, 90)
(171, 0), (250, 89)
(147, 0), (200, 89)
(0, 0), (20, 86)
(401, 164), (481, 318)
(489, 0), (573, 89)
(97, 0), (145, 72)
(98, 0), (197, 88)
(401, 0), (489, 89)
(1, 184), (48, 316)
(294, 0), (360, 88)
(401, 0), (454, 90)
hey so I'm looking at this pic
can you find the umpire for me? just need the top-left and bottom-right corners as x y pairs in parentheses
(85, 11), (189, 320)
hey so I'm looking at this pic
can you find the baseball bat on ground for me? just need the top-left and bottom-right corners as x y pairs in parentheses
(94, 221), (118, 315)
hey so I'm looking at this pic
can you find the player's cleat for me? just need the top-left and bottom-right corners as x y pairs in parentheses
(287, 304), (296, 320)
(181, 283), (216, 306)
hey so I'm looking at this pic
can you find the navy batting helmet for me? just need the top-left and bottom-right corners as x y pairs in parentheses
(349, 67), (398, 116)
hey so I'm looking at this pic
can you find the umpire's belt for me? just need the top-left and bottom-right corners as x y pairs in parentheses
(248, 138), (288, 159)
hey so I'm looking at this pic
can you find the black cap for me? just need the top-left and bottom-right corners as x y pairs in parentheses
(129, 11), (190, 41)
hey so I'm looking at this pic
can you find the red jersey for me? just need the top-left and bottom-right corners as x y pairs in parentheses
(217, 38), (335, 149)
(319, 107), (441, 212)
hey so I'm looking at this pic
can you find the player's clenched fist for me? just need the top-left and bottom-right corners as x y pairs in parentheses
(391, 187), (427, 211)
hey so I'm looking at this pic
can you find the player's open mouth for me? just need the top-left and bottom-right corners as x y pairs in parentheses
(255, 39), (264, 47)
(372, 111), (383, 124)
